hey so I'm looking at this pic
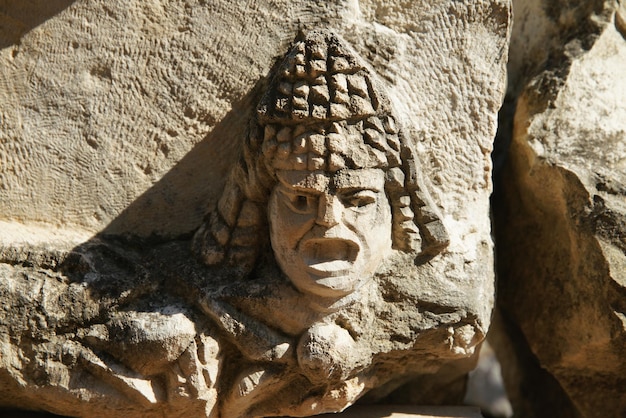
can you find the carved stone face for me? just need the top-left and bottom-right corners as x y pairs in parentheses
(268, 167), (392, 298)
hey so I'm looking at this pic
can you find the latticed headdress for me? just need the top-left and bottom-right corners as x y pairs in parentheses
(193, 29), (449, 275)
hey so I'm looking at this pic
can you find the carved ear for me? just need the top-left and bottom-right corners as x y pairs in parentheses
(386, 159), (449, 258)
(192, 117), (274, 275)
(384, 118), (449, 258)
(403, 150), (450, 257)
(192, 177), (257, 274)
(192, 156), (268, 275)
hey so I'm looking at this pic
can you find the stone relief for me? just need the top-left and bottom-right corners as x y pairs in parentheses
(188, 29), (458, 416)
(193, 29), (449, 305)
(0, 30), (485, 418)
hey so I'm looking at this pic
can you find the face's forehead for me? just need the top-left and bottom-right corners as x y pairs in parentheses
(333, 169), (385, 190)
(276, 169), (385, 192)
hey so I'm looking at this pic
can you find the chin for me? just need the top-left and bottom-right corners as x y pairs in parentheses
(291, 274), (373, 313)
(290, 271), (365, 299)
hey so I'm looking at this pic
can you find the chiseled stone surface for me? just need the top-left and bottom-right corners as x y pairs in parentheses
(0, 405), (484, 418)
(494, 0), (626, 416)
(0, 1), (510, 417)
(317, 405), (483, 417)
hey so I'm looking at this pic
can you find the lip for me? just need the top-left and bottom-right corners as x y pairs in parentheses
(300, 238), (359, 277)
(305, 261), (353, 277)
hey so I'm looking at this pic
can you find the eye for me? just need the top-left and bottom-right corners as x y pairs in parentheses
(280, 189), (317, 214)
(342, 190), (377, 208)
(292, 194), (312, 212)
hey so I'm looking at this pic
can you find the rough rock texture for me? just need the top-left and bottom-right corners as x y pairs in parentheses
(0, 1), (510, 417)
(493, 0), (626, 416)
(0, 0), (509, 240)
(316, 405), (483, 417)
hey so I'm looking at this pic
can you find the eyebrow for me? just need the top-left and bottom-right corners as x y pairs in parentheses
(277, 184), (320, 196)
(332, 170), (384, 191)
(276, 170), (330, 193)
(276, 169), (385, 193)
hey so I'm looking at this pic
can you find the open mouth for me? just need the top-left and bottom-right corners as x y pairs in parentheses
(301, 238), (359, 277)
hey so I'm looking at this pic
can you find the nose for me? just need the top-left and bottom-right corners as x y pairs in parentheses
(316, 194), (342, 228)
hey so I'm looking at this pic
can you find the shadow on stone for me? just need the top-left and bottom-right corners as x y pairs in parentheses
(0, 0), (76, 49)
(97, 83), (266, 240)
(0, 410), (66, 418)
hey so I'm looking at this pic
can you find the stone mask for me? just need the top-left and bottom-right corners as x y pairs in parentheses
(268, 167), (392, 298)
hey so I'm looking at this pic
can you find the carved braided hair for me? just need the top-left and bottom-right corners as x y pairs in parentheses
(193, 30), (449, 275)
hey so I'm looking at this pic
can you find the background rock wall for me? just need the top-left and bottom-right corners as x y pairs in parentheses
(492, 0), (626, 417)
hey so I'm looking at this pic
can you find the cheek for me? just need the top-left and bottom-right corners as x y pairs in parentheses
(376, 199), (392, 224)
(344, 198), (390, 227)
(269, 194), (316, 249)
(358, 201), (392, 245)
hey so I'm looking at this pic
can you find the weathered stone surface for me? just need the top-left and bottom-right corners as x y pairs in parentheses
(0, 1), (510, 417)
(0, 405), (484, 418)
(494, 0), (626, 416)
(317, 405), (483, 417)
(487, 309), (582, 418)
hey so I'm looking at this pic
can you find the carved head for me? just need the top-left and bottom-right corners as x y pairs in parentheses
(193, 30), (449, 301)
(269, 164), (393, 298)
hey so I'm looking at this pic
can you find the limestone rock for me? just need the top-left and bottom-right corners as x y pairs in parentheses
(316, 405), (483, 417)
(494, 1), (626, 416)
(0, 1), (510, 417)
